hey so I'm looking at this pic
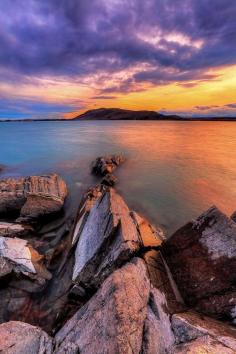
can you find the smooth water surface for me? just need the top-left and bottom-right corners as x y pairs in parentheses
(0, 120), (236, 235)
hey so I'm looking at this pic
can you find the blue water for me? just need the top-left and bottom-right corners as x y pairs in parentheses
(1, 120), (236, 235)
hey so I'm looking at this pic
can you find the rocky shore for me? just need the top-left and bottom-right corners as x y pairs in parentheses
(0, 157), (235, 353)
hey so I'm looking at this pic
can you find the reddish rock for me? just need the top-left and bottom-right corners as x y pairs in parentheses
(163, 206), (236, 323)
(101, 173), (117, 186)
(0, 174), (67, 221)
(0, 222), (33, 238)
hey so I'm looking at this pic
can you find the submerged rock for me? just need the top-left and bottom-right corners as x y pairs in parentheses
(163, 206), (236, 323)
(72, 187), (164, 289)
(91, 154), (125, 176)
(101, 173), (117, 186)
(0, 321), (53, 354)
(0, 174), (67, 221)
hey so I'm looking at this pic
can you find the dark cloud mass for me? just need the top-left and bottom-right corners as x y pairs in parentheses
(0, 0), (236, 84)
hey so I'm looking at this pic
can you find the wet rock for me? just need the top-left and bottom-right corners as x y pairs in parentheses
(0, 222), (33, 238)
(163, 206), (236, 323)
(101, 173), (117, 186)
(55, 258), (151, 354)
(0, 174), (67, 221)
(91, 154), (125, 176)
(0, 321), (53, 354)
(0, 164), (5, 174)
(72, 188), (163, 289)
(0, 236), (51, 281)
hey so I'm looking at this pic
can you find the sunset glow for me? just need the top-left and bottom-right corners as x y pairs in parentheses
(0, 1), (236, 119)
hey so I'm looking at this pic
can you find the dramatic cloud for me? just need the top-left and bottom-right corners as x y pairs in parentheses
(0, 0), (236, 118)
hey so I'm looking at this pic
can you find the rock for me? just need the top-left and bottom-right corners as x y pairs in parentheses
(0, 164), (5, 174)
(163, 206), (236, 323)
(72, 188), (164, 289)
(173, 335), (235, 354)
(0, 236), (51, 281)
(101, 173), (117, 186)
(0, 174), (67, 221)
(0, 222), (33, 238)
(0, 321), (53, 354)
(143, 250), (185, 314)
(91, 154), (125, 176)
(172, 311), (236, 348)
(55, 258), (150, 354)
(141, 288), (175, 353)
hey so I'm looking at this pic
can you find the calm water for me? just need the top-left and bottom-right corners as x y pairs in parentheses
(0, 121), (236, 235)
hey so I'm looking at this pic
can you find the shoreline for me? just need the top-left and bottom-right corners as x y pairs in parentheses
(0, 156), (235, 352)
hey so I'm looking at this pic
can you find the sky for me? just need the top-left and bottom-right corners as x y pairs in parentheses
(0, 0), (236, 119)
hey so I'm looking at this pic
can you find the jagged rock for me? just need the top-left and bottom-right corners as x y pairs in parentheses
(172, 311), (236, 353)
(163, 206), (236, 323)
(91, 154), (125, 176)
(0, 321), (53, 354)
(0, 174), (67, 221)
(0, 222), (33, 238)
(0, 236), (51, 281)
(101, 173), (117, 186)
(72, 188), (164, 289)
(56, 258), (150, 354)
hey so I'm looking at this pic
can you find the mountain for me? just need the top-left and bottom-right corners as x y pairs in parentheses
(73, 108), (182, 120)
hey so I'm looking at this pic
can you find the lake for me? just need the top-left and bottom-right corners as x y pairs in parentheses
(0, 120), (236, 235)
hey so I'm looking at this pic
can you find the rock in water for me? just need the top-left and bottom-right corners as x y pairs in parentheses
(72, 187), (164, 289)
(91, 155), (125, 176)
(0, 321), (53, 354)
(0, 174), (67, 221)
(231, 211), (236, 222)
(163, 206), (236, 323)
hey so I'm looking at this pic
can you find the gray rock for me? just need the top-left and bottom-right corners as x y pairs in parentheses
(0, 321), (53, 354)
(72, 188), (163, 289)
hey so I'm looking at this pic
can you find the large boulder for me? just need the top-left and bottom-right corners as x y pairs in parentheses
(72, 188), (164, 289)
(55, 258), (175, 354)
(0, 321), (53, 354)
(0, 174), (67, 221)
(163, 206), (236, 323)
(91, 155), (125, 176)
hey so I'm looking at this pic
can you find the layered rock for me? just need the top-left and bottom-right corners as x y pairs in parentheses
(163, 206), (236, 323)
(72, 187), (164, 289)
(0, 321), (53, 354)
(91, 154), (125, 176)
(0, 174), (67, 221)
